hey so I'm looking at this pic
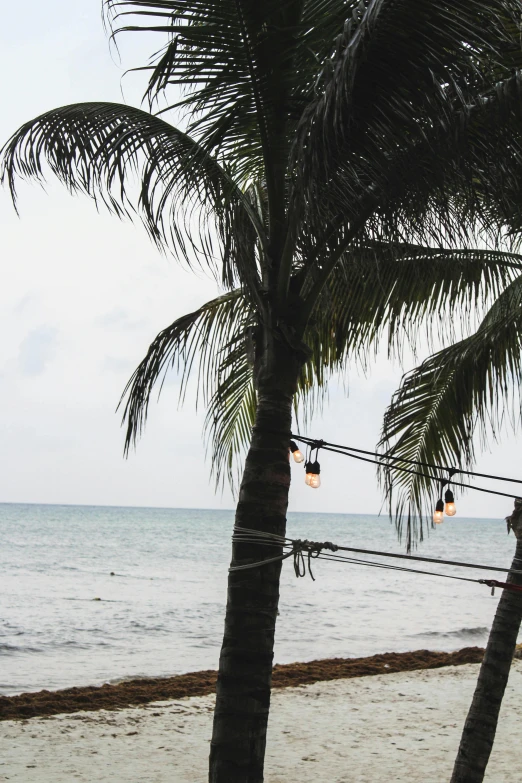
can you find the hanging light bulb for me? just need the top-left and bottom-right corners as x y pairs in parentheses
(444, 488), (456, 516)
(289, 440), (304, 463)
(304, 461), (314, 486)
(433, 498), (444, 524)
(309, 461), (321, 488)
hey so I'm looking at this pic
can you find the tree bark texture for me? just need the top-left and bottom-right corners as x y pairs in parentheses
(209, 340), (302, 783)
(450, 501), (522, 783)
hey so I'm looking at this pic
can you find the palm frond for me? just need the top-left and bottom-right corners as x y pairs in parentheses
(204, 342), (257, 491)
(106, 1), (360, 172)
(119, 289), (254, 454)
(0, 102), (265, 294)
(120, 241), (522, 495)
(305, 243), (520, 371)
(291, 8), (522, 307)
(107, 1), (299, 220)
(119, 283), (336, 491)
(294, 243), (521, 468)
(379, 272), (522, 547)
(294, 0), (520, 191)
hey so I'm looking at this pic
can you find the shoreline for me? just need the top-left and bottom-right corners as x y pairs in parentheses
(0, 646), (484, 721)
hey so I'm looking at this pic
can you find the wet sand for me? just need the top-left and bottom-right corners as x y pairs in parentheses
(1, 659), (522, 782)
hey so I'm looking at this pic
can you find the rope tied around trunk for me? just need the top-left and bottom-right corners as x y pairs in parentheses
(230, 528), (522, 596)
(229, 527), (337, 579)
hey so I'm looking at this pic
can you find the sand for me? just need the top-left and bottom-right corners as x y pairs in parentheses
(1, 660), (522, 782)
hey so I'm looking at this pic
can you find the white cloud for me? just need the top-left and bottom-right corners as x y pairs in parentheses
(18, 326), (59, 376)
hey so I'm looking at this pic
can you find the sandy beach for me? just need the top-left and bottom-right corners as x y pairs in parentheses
(1, 659), (522, 782)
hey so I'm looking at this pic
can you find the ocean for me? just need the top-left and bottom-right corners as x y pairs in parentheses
(0, 503), (518, 696)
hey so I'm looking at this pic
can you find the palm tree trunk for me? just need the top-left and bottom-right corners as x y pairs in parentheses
(208, 340), (302, 783)
(450, 501), (522, 783)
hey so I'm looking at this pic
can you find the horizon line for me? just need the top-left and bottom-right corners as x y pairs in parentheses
(0, 500), (503, 521)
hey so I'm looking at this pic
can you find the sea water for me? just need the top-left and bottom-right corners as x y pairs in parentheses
(0, 503), (518, 696)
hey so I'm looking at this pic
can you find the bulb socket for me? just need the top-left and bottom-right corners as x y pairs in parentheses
(444, 488), (455, 504)
(289, 440), (299, 453)
(311, 460), (321, 475)
(435, 498), (444, 513)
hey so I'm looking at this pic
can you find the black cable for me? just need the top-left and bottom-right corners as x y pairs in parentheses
(292, 433), (522, 487)
(314, 552), (482, 584)
(292, 436), (521, 501)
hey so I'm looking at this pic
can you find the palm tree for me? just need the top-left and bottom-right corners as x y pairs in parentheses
(452, 501), (522, 783)
(380, 271), (522, 782)
(3, 2), (522, 781)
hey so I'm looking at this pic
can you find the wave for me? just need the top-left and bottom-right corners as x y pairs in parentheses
(62, 598), (124, 603)
(0, 643), (43, 655)
(413, 627), (489, 640)
(0, 639), (117, 656)
(129, 621), (168, 632)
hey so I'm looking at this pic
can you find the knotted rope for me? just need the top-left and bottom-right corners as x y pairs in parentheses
(291, 539), (338, 580)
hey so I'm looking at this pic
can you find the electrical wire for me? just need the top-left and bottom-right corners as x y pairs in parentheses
(292, 434), (522, 486)
(291, 434), (522, 501)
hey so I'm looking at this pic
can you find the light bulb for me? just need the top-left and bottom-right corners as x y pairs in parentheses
(307, 460), (321, 489)
(433, 498), (444, 524)
(304, 460), (314, 486)
(289, 440), (305, 463)
(444, 488), (456, 516)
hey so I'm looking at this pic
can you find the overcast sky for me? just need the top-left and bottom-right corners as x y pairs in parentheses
(1, 0), (520, 519)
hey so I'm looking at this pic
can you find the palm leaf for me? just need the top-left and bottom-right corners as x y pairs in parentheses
(107, 0), (304, 240)
(204, 342), (257, 491)
(106, 1), (361, 170)
(120, 241), (522, 495)
(120, 289), (254, 454)
(379, 272), (522, 548)
(294, 0), (520, 195)
(106, 0), (371, 284)
(0, 101), (265, 295)
(119, 284), (331, 490)
(291, 11), (522, 314)
(306, 244), (520, 370)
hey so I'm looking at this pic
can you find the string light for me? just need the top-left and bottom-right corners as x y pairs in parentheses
(433, 499), (444, 524)
(298, 442), (322, 488)
(445, 488), (457, 516)
(286, 431), (522, 514)
(290, 434), (522, 515)
(289, 440), (304, 463)
(309, 460), (321, 489)
(301, 443), (322, 488)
